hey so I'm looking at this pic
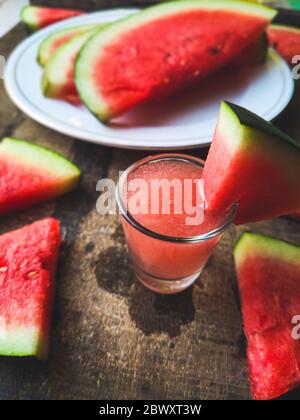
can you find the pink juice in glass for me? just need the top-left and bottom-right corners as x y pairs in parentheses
(117, 154), (236, 294)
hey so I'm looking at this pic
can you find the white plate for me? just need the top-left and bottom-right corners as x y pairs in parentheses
(5, 8), (294, 150)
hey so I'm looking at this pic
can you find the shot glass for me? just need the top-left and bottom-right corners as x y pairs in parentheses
(116, 153), (236, 294)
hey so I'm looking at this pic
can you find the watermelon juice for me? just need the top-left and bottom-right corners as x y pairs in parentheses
(117, 154), (236, 294)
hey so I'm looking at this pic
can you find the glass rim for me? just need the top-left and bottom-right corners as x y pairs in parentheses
(116, 153), (237, 244)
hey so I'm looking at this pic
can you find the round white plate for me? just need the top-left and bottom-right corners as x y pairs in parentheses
(5, 9), (294, 150)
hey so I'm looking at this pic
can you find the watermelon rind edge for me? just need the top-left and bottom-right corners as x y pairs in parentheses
(21, 6), (40, 32)
(0, 137), (81, 187)
(234, 232), (300, 268)
(42, 25), (106, 99)
(75, 0), (277, 122)
(269, 24), (300, 34)
(37, 24), (97, 67)
(222, 101), (300, 150)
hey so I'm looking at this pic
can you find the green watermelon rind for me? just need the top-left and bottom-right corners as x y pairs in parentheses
(0, 138), (81, 193)
(75, 0), (276, 122)
(222, 100), (299, 150)
(42, 25), (106, 100)
(269, 24), (300, 34)
(21, 5), (40, 32)
(234, 232), (300, 268)
(37, 24), (96, 67)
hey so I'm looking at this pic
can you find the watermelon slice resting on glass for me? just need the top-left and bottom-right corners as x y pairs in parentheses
(203, 102), (300, 224)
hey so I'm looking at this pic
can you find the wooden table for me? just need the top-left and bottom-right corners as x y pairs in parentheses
(0, 1), (299, 400)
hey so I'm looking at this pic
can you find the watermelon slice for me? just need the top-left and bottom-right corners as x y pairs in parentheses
(267, 24), (300, 66)
(0, 138), (81, 215)
(203, 101), (300, 224)
(75, 0), (276, 122)
(21, 6), (84, 32)
(38, 24), (95, 67)
(0, 218), (60, 360)
(234, 232), (300, 400)
(42, 25), (105, 104)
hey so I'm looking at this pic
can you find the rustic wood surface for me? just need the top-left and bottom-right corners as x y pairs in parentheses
(0, 1), (299, 400)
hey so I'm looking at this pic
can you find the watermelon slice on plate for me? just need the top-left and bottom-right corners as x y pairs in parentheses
(0, 138), (81, 215)
(38, 24), (95, 67)
(203, 102), (300, 224)
(234, 232), (300, 400)
(267, 24), (300, 66)
(43, 25), (105, 104)
(0, 218), (60, 360)
(21, 6), (84, 32)
(75, 0), (276, 122)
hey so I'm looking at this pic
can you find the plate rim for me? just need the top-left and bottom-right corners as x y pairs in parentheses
(4, 8), (295, 150)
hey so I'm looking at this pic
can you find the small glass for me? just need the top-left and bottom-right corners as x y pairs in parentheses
(116, 154), (236, 294)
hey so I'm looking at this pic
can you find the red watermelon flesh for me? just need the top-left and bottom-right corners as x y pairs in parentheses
(22, 6), (84, 32)
(0, 138), (80, 215)
(0, 218), (60, 360)
(228, 32), (268, 69)
(203, 102), (300, 224)
(75, 1), (276, 121)
(267, 24), (300, 66)
(234, 232), (300, 400)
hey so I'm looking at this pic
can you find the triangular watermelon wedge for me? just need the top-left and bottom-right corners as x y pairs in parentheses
(21, 6), (84, 32)
(267, 24), (300, 67)
(203, 102), (300, 224)
(234, 232), (300, 400)
(0, 138), (81, 216)
(0, 218), (61, 360)
(75, 0), (276, 121)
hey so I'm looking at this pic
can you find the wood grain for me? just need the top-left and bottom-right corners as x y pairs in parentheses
(0, 1), (299, 400)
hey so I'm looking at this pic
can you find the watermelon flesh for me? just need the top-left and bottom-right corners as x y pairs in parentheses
(203, 101), (300, 224)
(0, 138), (81, 215)
(234, 232), (300, 400)
(43, 26), (104, 105)
(0, 218), (60, 360)
(75, 0), (276, 121)
(227, 32), (268, 69)
(267, 24), (300, 66)
(21, 6), (84, 32)
(38, 25), (95, 67)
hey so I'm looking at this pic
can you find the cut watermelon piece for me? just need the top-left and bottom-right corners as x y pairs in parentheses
(38, 24), (95, 67)
(267, 24), (300, 66)
(75, 0), (276, 122)
(21, 6), (84, 32)
(43, 25), (106, 104)
(0, 138), (81, 215)
(234, 232), (300, 400)
(0, 218), (60, 360)
(203, 102), (300, 224)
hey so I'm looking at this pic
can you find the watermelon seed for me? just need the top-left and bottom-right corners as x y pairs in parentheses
(28, 271), (37, 277)
(0, 267), (7, 273)
(209, 46), (221, 55)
